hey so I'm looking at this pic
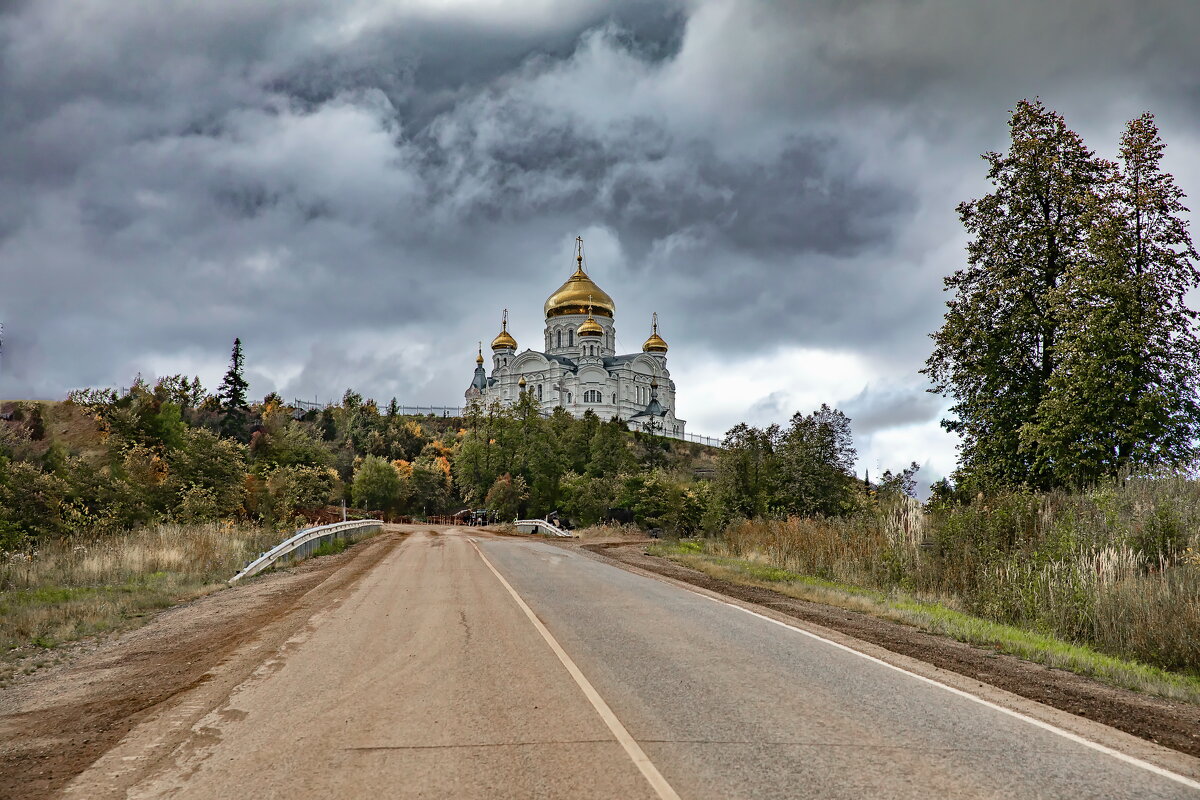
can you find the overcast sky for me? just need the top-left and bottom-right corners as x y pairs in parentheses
(3, 0), (1199, 484)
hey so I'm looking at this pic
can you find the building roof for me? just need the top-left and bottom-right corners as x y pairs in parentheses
(631, 396), (666, 418)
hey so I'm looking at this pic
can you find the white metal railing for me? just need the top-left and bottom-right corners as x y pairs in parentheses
(514, 519), (574, 538)
(292, 397), (724, 447)
(664, 430), (722, 448)
(229, 519), (382, 583)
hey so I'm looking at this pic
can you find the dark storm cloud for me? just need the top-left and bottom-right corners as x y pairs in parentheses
(1, 0), (1198, 454)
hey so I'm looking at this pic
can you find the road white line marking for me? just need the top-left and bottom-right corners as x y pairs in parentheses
(691, 590), (1200, 791)
(472, 542), (682, 800)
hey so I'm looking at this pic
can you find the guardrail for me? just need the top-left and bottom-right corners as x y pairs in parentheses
(514, 519), (574, 538)
(229, 519), (383, 584)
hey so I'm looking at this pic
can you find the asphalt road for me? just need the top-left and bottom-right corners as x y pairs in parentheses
(65, 528), (1200, 799)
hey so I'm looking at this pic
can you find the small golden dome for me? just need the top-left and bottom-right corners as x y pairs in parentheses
(491, 309), (517, 351)
(518, 376), (527, 387)
(642, 312), (668, 353)
(578, 316), (604, 337)
(578, 300), (604, 338)
(475, 346), (484, 365)
(544, 238), (615, 319)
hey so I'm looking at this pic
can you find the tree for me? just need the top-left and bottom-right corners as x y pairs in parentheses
(776, 404), (857, 517)
(924, 99), (1106, 489)
(408, 456), (452, 514)
(218, 338), (250, 440)
(1032, 113), (1200, 484)
(878, 461), (921, 499)
(587, 417), (633, 477)
(485, 473), (528, 521)
(218, 339), (249, 412)
(351, 455), (402, 512)
(717, 423), (781, 518)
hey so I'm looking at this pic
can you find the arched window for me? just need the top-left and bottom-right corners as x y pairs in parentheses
(568, 329), (574, 347)
(537, 384), (543, 401)
(567, 392), (572, 404)
(612, 394), (616, 404)
(584, 389), (602, 404)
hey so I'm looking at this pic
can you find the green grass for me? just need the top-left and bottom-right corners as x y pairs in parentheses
(648, 543), (1200, 705)
(309, 537), (351, 558)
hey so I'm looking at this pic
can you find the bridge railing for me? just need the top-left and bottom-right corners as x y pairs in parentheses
(513, 519), (574, 538)
(229, 519), (382, 583)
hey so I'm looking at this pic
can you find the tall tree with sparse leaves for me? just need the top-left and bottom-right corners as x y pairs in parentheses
(924, 99), (1106, 490)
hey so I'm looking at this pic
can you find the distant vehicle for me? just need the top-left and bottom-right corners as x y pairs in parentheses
(546, 511), (573, 530)
(601, 508), (635, 525)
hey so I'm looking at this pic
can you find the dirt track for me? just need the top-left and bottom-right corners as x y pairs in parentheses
(0, 528), (404, 800)
(585, 541), (1200, 760)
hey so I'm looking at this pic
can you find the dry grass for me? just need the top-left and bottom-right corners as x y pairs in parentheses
(0, 523), (280, 668)
(573, 522), (645, 541)
(710, 476), (1200, 676)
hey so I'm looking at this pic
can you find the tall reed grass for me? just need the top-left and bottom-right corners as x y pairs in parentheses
(715, 475), (1200, 674)
(0, 523), (281, 659)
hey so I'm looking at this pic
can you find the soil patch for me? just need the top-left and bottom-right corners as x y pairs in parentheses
(0, 529), (404, 800)
(587, 541), (1200, 760)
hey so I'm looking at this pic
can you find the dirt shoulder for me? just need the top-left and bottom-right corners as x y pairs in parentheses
(585, 541), (1200, 761)
(0, 528), (406, 800)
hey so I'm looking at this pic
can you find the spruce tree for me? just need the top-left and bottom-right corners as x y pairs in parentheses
(1034, 113), (1200, 483)
(923, 100), (1105, 489)
(218, 338), (249, 412)
(217, 338), (249, 440)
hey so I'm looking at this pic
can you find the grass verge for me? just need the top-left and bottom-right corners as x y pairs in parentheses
(0, 523), (283, 683)
(648, 542), (1200, 705)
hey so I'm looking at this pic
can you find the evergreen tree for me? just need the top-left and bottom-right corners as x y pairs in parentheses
(1033, 113), (1200, 483)
(217, 338), (249, 412)
(217, 338), (250, 440)
(924, 100), (1105, 489)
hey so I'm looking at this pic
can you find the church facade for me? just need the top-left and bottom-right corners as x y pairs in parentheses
(466, 239), (685, 437)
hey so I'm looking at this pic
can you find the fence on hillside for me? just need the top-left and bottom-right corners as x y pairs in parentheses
(291, 398), (722, 447)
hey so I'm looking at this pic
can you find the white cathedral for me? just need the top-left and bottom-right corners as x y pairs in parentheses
(466, 238), (686, 437)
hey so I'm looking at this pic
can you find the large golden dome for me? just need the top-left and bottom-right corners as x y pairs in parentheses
(545, 251), (615, 319)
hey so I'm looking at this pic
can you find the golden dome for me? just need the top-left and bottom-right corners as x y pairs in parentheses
(475, 345), (484, 365)
(642, 312), (668, 353)
(544, 242), (615, 319)
(518, 376), (527, 387)
(578, 304), (604, 338)
(491, 309), (517, 351)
